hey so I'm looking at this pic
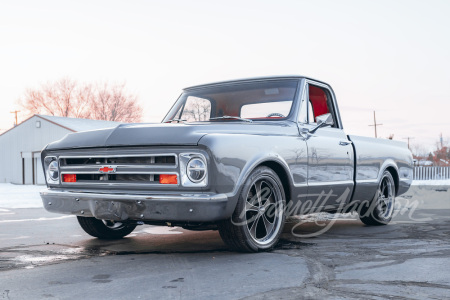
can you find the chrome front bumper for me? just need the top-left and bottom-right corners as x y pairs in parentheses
(40, 189), (229, 222)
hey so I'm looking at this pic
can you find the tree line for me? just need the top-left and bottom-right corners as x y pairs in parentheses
(19, 78), (142, 123)
(411, 138), (450, 166)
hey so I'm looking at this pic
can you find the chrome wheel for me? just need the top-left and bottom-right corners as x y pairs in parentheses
(377, 174), (395, 220)
(218, 166), (286, 252)
(102, 220), (126, 230)
(245, 177), (283, 246)
(77, 216), (137, 239)
(359, 170), (396, 226)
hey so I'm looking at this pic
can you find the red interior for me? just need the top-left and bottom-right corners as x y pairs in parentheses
(309, 85), (329, 122)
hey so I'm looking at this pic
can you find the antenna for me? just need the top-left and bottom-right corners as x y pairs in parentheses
(368, 111), (383, 138)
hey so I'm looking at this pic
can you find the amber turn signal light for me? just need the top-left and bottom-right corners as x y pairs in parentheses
(159, 174), (178, 184)
(63, 174), (77, 182)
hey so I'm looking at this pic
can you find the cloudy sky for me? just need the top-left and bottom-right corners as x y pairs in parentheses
(0, 0), (449, 152)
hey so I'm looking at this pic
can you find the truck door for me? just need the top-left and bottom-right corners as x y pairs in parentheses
(298, 81), (354, 210)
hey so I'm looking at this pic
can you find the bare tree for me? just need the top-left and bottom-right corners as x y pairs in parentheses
(410, 143), (428, 159)
(183, 97), (211, 121)
(19, 78), (142, 122)
(86, 82), (142, 123)
(21, 78), (79, 117)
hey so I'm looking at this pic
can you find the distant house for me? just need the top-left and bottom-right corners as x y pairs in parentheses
(417, 160), (434, 166)
(0, 115), (120, 185)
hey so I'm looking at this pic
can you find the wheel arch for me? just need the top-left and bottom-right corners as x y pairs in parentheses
(377, 159), (400, 196)
(255, 160), (293, 205)
(385, 166), (399, 196)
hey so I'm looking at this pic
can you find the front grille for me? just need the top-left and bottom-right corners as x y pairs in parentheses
(59, 154), (178, 186)
(60, 154), (176, 167)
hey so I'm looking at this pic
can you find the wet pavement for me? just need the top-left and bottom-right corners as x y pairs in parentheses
(0, 185), (449, 299)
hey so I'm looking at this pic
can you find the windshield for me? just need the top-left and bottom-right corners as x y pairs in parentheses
(163, 80), (298, 123)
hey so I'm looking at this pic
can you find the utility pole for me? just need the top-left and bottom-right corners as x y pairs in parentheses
(403, 137), (414, 149)
(10, 110), (20, 126)
(368, 111), (382, 138)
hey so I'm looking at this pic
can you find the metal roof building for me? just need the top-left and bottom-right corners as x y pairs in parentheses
(0, 115), (119, 185)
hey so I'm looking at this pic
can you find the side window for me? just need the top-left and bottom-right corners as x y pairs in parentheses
(307, 84), (337, 127)
(178, 96), (211, 122)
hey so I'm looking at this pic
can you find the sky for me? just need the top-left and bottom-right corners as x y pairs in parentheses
(0, 0), (449, 153)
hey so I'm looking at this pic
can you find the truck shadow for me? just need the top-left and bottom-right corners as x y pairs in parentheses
(79, 228), (229, 255)
(77, 217), (417, 255)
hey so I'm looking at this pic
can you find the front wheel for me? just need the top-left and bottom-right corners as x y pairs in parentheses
(218, 166), (286, 252)
(359, 170), (396, 226)
(77, 216), (137, 239)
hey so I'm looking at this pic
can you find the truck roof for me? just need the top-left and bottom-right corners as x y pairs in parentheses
(184, 75), (330, 90)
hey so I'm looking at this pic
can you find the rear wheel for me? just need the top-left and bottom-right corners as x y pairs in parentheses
(359, 170), (396, 226)
(218, 166), (286, 252)
(77, 216), (137, 239)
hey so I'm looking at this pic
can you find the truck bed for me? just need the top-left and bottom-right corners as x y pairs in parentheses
(349, 135), (413, 202)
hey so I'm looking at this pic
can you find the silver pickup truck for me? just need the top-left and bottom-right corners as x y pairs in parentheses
(40, 76), (413, 252)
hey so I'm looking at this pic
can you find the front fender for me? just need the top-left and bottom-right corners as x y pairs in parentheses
(233, 152), (294, 196)
(199, 133), (299, 218)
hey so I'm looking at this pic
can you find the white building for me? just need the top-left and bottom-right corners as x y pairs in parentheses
(0, 115), (119, 185)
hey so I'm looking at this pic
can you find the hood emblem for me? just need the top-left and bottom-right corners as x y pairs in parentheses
(99, 166), (116, 173)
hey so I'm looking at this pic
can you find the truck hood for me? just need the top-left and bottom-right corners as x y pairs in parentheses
(45, 122), (296, 150)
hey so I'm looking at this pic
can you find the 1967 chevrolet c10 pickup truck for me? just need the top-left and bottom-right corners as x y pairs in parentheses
(40, 76), (413, 252)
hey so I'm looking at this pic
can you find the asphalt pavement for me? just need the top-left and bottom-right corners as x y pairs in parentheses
(0, 185), (449, 299)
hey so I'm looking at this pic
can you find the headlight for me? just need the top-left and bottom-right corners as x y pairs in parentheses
(179, 153), (208, 187)
(48, 161), (59, 180)
(187, 158), (206, 183)
(44, 156), (60, 184)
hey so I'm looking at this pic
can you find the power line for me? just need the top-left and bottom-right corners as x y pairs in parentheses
(368, 111), (382, 138)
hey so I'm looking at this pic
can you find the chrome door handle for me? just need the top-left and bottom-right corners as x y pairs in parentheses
(339, 141), (352, 146)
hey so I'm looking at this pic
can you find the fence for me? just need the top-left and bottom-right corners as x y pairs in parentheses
(413, 166), (450, 180)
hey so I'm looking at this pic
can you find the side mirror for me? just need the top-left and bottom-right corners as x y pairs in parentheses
(316, 113), (334, 126)
(309, 113), (334, 134)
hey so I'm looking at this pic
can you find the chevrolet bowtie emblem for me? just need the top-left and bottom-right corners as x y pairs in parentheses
(99, 166), (116, 173)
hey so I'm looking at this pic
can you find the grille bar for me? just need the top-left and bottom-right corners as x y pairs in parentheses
(60, 154), (177, 167)
(58, 153), (178, 186)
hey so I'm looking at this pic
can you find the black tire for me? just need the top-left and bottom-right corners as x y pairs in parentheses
(359, 170), (396, 226)
(77, 216), (137, 239)
(218, 166), (286, 252)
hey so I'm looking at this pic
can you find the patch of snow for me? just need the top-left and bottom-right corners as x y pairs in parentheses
(11, 236), (31, 240)
(0, 215), (74, 223)
(412, 180), (450, 186)
(0, 212), (14, 216)
(138, 227), (183, 235)
(0, 183), (44, 208)
(15, 254), (78, 265)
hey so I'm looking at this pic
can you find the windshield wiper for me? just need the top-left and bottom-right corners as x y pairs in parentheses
(209, 115), (253, 123)
(167, 118), (187, 123)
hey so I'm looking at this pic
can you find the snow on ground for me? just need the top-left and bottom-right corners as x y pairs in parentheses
(0, 183), (44, 208)
(0, 180), (449, 209)
(411, 180), (450, 186)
